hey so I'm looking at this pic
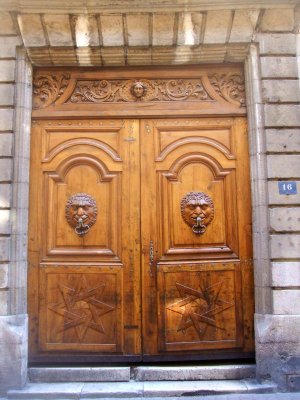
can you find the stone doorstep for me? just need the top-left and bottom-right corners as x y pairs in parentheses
(28, 364), (256, 383)
(7, 379), (277, 399)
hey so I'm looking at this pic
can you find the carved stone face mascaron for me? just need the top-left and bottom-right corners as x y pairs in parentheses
(131, 81), (146, 99)
(65, 193), (98, 236)
(181, 192), (214, 235)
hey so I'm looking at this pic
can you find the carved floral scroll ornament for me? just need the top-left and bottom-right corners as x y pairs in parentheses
(65, 193), (97, 237)
(67, 78), (212, 103)
(32, 73), (70, 109)
(208, 73), (246, 107)
(181, 192), (214, 235)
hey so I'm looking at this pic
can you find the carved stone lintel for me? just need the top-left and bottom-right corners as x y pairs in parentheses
(33, 73), (70, 109)
(180, 192), (214, 235)
(208, 73), (246, 107)
(67, 78), (212, 103)
(65, 193), (98, 237)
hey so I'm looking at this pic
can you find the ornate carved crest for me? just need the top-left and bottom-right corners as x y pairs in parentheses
(65, 193), (97, 237)
(181, 192), (214, 235)
(33, 73), (70, 109)
(67, 78), (212, 103)
(208, 73), (246, 107)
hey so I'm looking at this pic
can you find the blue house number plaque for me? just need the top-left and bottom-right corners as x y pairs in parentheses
(278, 181), (297, 195)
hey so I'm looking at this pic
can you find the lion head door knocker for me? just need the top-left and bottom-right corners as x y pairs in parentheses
(180, 192), (214, 235)
(131, 81), (147, 100)
(65, 193), (98, 237)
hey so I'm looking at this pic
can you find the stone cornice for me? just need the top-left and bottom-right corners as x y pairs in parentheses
(0, 0), (298, 13)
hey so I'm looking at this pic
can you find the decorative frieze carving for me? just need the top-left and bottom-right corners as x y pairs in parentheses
(208, 73), (246, 107)
(181, 191), (214, 235)
(67, 78), (212, 103)
(33, 73), (70, 109)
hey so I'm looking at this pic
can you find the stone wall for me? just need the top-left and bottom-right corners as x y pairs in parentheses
(0, 1), (299, 394)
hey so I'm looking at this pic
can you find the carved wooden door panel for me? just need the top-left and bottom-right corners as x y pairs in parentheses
(141, 117), (254, 360)
(28, 119), (141, 362)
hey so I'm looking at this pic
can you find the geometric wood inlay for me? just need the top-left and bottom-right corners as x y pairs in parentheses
(48, 275), (115, 342)
(167, 280), (234, 340)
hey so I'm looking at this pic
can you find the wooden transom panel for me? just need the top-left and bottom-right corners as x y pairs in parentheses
(28, 66), (254, 363)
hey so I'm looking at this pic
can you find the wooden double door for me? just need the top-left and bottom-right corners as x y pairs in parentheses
(28, 116), (254, 362)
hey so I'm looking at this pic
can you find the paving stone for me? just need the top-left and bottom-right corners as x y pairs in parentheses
(81, 381), (144, 398)
(270, 207), (300, 232)
(262, 80), (300, 103)
(0, 60), (16, 82)
(272, 262), (300, 287)
(17, 14), (46, 47)
(268, 181), (300, 205)
(273, 290), (300, 314)
(260, 57), (298, 78)
(177, 12), (202, 46)
(0, 12), (17, 35)
(257, 33), (296, 55)
(134, 365), (255, 381)
(8, 382), (84, 399)
(266, 129), (300, 152)
(270, 234), (300, 259)
(261, 9), (294, 32)
(229, 9), (259, 43)
(100, 14), (124, 47)
(43, 14), (73, 46)
(152, 14), (175, 46)
(29, 367), (131, 382)
(265, 104), (300, 127)
(126, 14), (150, 46)
(267, 155), (300, 178)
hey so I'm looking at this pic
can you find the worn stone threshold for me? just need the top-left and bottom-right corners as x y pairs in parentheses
(28, 364), (256, 383)
(7, 379), (277, 399)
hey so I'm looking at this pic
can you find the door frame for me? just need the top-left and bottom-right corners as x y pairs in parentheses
(11, 44), (269, 367)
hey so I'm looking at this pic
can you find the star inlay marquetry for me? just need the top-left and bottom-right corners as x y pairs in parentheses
(167, 279), (234, 340)
(48, 276), (115, 342)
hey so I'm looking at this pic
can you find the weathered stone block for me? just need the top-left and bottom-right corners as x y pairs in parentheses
(17, 14), (46, 47)
(127, 48), (152, 65)
(0, 133), (13, 156)
(0, 60), (16, 82)
(74, 15), (99, 47)
(265, 104), (300, 127)
(0, 314), (28, 394)
(0, 159), (12, 181)
(0, 290), (9, 315)
(0, 12), (16, 35)
(270, 207), (300, 232)
(288, 374), (300, 391)
(0, 84), (14, 106)
(257, 33), (296, 55)
(177, 12), (202, 46)
(0, 210), (11, 235)
(0, 37), (21, 58)
(43, 15), (73, 46)
(204, 10), (231, 44)
(0, 237), (10, 261)
(100, 14), (124, 47)
(260, 56), (298, 78)
(229, 9), (259, 43)
(266, 129), (300, 152)
(101, 47), (125, 65)
(126, 14), (149, 46)
(0, 264), (8, 289)
(268, 181), (300, 205)
(272, 262), (300, 287)
(49, 48), (77, 66)
(273, 290), (300, 314)
(261, 9), (294, 32)
(270, 234), (300, 259)
(262, 80), (300, 103)
(0, 109), (13, 131)
(152, 14), (175, 46)
(267, 155), (300, 178)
